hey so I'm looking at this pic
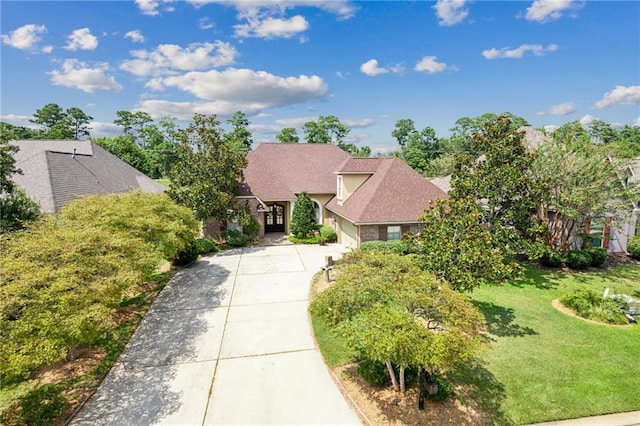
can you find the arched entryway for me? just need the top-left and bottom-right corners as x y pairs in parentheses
(265, 203), (286, 233)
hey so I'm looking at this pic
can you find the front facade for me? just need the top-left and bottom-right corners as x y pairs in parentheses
(238, 143), (447, 248)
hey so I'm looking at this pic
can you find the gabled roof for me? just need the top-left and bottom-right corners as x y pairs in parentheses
(238, 143), (351, 200)
(10, 140), (166, 212)
(326, 157), (447, 224)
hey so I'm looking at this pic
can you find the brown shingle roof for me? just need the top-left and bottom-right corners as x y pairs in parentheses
(238, 143), (351, 200)
(326, 157), (447, 224)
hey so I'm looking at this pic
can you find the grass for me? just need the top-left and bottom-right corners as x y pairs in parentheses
(464, 264), (640, 425)
(154, 178), (170, 187)
(310, 262), (640, 425)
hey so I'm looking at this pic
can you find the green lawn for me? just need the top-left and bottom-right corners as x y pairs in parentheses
(154, 178), (170, 187)
(461, 264), (640, 425)
(311, 263), (640, 425)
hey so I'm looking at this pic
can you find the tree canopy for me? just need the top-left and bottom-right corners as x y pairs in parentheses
(29, 103), (93, 139)
(224, 111), (253, 154)
(168, 114), (247, 221)
(276, 127), (299, 144)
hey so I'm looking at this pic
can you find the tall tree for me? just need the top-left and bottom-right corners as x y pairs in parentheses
(93, 135), (152, 175)
(276, 127), (299, 143)
(450, 114), (539, 252)
(66, 107), (93, 139)
(30, 103), (67, 131)
(168, 114), (247, 221)
(588, 120), (619, 144)
(113, 110), (153, 145)
(0, 122), (38, 140)
(224, 111), (253, 154)
(531, 122), (638, 252)
(303, 115), (349, 144)
(448, 112), (528, 155)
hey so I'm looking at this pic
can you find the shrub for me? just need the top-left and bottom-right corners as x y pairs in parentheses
(195, 238), (218, 255)
(422, 372), (453, 402)
(222, 229), (249, 247)
(360, 240), (408, 255)
(243, 214), (260, 240)
(560, 288), (627, 325)
(173, 240), (199, 266)
(288, 234), (322, 244)
(290, 191), (318, 237)
(540, 249), (564, 268)
(319, 225), (337, 243)
(584, 247), (607, 267)
(628, 234), (640, 260)
(565, 250), (592, 270)
(358, 359), (389, 387)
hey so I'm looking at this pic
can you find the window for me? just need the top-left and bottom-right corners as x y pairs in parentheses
(337, 175), (343, 201)
(387, 225), (401, 241)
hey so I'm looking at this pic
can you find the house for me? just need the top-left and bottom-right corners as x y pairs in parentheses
(9, 140), (166, 213)
(235, 143), (447, 248)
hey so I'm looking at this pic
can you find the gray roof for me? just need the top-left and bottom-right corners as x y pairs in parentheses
(10, 140), (166, 212)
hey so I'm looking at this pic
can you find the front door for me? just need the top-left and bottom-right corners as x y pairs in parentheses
(265, 204), (285, 233)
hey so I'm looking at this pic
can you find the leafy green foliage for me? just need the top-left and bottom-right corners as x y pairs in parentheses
(29, 103), (92, 139)
(584, 247), (607, 267)
(628, 234), (640, 259)
(0, 192), (198, 381)
(565, 250), (592, 270)
(560, 289), (627, 324)
(0, 188), (40, 234)
(358, 359), (391, 387)
(168, 114), (247, 221)
(0, 384), (67, 426)
(360, 239), (408, 255)
(276, 127), (299, 143)
(93, 135), (152, 175)
(172, 241), (199, 266)
(290, 191), (318, 237)
(224, 111), (253, 154)
(222, 229), (249, 247)
(451, 114), (538, 253)
(405, 197), (523, 292)
(319, 225), (337, 243)
(311, 251), (484, 390)
(0, 138), (19, 195)
(540, 249), (564, 268)
(195, 238), (218, 255)
(422, 372), (453, 402)
(303, 115), (371, 155)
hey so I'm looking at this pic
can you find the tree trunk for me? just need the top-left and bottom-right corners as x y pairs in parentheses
(399, 365), (406, 392)
(385, 359), (399, 392)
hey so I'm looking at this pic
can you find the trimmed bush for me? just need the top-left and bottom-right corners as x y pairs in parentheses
(565, 250), (592, 270)
(628, 234), (640, 260)
(319, 225), (337, 243)
(540, 249), (564, 268)
(195, 238), (218, 255)
(560, 288), (627, 324)
(290, 192), (318, 237)
(222, 229), (250, 247)
(173, 240), (199, 266)
(584, 247), (607, 267)
(360, 240), (408, 255)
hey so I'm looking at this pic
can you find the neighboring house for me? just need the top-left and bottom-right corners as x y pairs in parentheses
(430, 127), (640, 254)
(236, 143), (447, 248)
(9, 140), (166, 213)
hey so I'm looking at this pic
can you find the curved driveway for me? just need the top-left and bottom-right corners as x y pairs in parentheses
(71, 244), (362, 425)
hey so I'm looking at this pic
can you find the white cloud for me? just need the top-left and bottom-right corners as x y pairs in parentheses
(150, 68), (327, 108)
(124, 30), (145, 43)
(360, 59), (388, 76)
(579, 114), (596, 126)
(41, 45), (53, 53)
(343, 118), (376, 128)
(544, 124), (559, 133)
(135, 99), (263, 121)
(49, 59), (122, 93)
(1, 24), (46, 50)
(275, 116), (317, 128)
(90, 121), (122, 138)
(248, 123), (282, 135)
(120, 41), (238, 76)
(595, 85), (640, 109)
(135, 0), (175, 15)
(539, 102), (576, 116)
(482, 43), (558, 59)
(199, 17), (215, 30)
(525, 0), (582, 23)
(414, 56), (454, 74)
(64, 28), (98, 51)
(188, 1), (357, 20)
(0, 114), (32, 124)
(234, 15), (308, 39)
(433, 0), (469, 26)
(635, 117), (640, 127)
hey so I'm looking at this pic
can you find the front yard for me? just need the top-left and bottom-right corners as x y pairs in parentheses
(312, 262), (640, 425)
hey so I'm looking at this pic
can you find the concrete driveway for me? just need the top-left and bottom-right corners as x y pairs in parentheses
(71, 244), (361, 425)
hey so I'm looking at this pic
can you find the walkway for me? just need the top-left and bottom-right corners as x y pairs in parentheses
(70, 244), (361, 425)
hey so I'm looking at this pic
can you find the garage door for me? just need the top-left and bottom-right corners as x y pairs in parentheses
(340, 218), (357, 249)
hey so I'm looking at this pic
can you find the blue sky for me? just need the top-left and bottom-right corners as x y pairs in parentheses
(1, 0), (639, 153)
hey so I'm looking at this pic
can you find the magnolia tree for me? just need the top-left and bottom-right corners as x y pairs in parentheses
(311, 251), (484, 392)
